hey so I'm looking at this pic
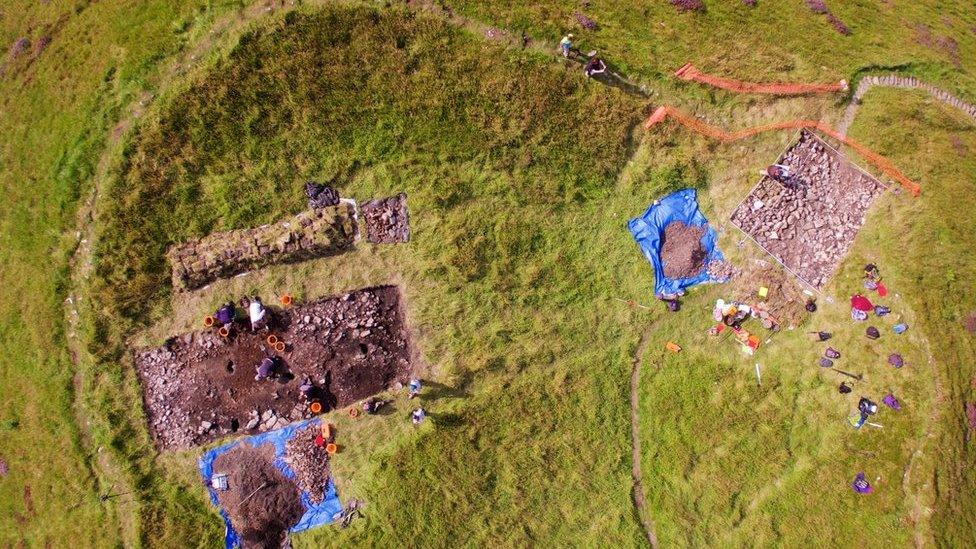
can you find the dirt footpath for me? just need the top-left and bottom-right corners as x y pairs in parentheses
(730, 130), (884, 288)
(136, 285), (411, 450)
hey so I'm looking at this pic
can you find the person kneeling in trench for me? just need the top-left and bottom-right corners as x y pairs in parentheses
(215, 301), (236, 330)
(255, 356), (279, 382)
(248, 296), (269, 332)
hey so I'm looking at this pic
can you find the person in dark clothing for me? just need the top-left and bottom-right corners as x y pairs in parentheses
(858, 397), (878, 416)
(215, 302), (236, 329)
(808, 331), (832, 342)
(255, 356), (278, 381)
(362, 398), (385, 415)
(299, 376), (317, 401)
(584, 54), (607, 78)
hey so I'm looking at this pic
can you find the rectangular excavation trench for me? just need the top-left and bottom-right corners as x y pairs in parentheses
(135, 285), (411, 450)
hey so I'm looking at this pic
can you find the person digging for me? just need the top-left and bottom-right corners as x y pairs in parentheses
(584, 52), (607, 78)
(362, 397), (386, 415)
(559, 33), (574, 58)
(214, 301), (236, 330)
(412, 407), (427, 425)
(254, 356), (279, 382)
(408, 379), (422, 399)
(299, 376), (320, 402)
(248, 296), (270, 332)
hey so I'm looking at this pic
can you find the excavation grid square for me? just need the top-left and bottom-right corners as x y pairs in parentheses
(730, 131), (885, 289)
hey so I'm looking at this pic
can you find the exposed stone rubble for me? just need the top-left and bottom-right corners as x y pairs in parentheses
(135, 285), (411, 450)
(361, 194), (410, 244)
(730, 130), (884, 288)
(168, 203), (358, 291)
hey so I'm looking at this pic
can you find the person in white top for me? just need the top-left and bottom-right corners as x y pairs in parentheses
(249, 296), (268, 332)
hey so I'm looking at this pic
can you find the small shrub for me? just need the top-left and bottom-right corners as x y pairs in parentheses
(574, 12), (598, 30)
(951, 135), (968, 157)
(936, 35), (961, 67)
(826, 14), (850, 35)
(7, 37), (30, 58)
(914, 23), (934, 46)
(32, 36), (51, 59)
(965, 312), (976, 333)
(672, 0), (705, 13)
(804, 0), (828, 14)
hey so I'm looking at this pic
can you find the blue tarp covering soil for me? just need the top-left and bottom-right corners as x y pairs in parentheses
(628, 189), (724, 295)
(199, 418), (342, 548)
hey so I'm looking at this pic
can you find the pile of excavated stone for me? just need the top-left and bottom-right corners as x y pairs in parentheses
(361, 194), (410, 244)
(168, 203), (358, 291)
(135, 285), (411, 450)
(730, 131), (885, 288)
(283, 424), (332, 504)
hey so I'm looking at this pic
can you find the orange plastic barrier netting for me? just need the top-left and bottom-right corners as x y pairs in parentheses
(674, 63), (847, 95)
(644, 106), (921, 197)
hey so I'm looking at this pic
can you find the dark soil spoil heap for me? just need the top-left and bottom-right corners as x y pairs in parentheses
(730, 131), (884, 289)
(660, 221), (707, 279)
(213, 444), (304, 549)
(283, 424), (331, 504)
(135, 285), (411, 450)
(361, 193), (410, 244)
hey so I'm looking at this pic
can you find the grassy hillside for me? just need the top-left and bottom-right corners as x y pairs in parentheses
(0, 0), (232, 545)
(0, 0), (973, 547)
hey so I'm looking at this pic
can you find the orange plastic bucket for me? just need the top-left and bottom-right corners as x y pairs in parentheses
(266, 334), (278, 346)
(274, 341), (286, 353)
(348, 407), (359, 418)
(309, 401), (322, 414)
(325, 443), (337, 455)
(204, 315), (216, 327)
(218, 326), (230, 338)
(280, 294), (293, 306)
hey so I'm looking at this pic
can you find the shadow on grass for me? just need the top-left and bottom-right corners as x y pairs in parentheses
(421, 380), (472, 401)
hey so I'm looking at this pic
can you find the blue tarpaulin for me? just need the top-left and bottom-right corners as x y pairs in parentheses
(628, 189), (725, 296)
(199, 418), (343, 549)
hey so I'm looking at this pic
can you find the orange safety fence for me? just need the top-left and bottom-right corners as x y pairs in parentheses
(674, 63), (847, 95)
(644, 106), (921, 197)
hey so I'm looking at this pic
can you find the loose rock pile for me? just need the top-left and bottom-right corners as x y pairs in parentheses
(706, 259), (737, 281)
(135, 285), (411, 450)
(283, 424), (331, 504)
(731, 131), (884, 288)
(361, 194), (410, 244)
(168, 203), (358, 291)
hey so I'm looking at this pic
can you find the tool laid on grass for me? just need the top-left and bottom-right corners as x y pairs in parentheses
(831, 368), (863, 381)
(613, 297), (652, 310)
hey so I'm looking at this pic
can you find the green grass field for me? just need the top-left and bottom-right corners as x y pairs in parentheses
(1, 0), (974, 547)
